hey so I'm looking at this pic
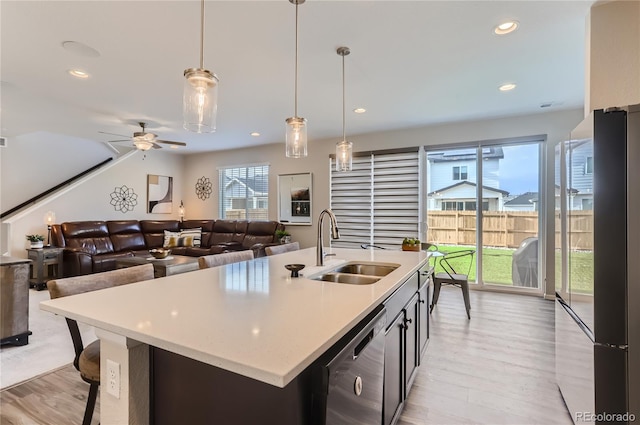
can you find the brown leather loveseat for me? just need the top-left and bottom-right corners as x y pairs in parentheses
(51, 219), (285, 277)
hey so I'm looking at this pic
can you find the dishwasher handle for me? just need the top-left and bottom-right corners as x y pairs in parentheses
(353, 329), (374, 360)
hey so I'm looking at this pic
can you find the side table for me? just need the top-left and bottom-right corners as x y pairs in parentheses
(26, 247), (64, 290)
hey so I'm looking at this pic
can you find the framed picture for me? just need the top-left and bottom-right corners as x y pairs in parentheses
(278, 173), (312, 225)
(147, 174), (173, 213)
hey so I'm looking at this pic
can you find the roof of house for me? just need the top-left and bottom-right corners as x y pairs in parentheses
(427, 147), (504, 163)
(223, 175), (268, 195)
(428, 181), (509, 196)
(504, 192), (539, 206)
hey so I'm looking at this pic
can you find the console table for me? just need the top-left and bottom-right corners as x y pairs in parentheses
(26, 247), (64, 290)
(0, 256), (32, 346)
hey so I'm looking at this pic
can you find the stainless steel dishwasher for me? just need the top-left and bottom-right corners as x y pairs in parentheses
(312, 305), (387, 425)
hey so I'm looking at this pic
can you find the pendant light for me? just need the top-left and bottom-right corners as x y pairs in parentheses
(336, 46), (353, 172)
(183, 0), (219, 133)
(285, 0), (307, 158)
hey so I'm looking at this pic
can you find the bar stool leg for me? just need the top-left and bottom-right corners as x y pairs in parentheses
(430, 280), (442, 313)
(461, 280), (471, 319)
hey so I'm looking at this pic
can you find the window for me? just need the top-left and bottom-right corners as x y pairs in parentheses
(219, 164), (269, 220)
(330, 149), (420, 249)
(453, 165), (468, 180)
(585, 156), (593, 174)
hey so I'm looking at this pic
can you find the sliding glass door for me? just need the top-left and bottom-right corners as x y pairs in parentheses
(426, 140), (543, 290)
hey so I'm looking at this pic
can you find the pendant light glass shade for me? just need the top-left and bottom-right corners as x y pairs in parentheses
(286, 117), (307, 158)
(183, 68), (218, 133)
(336, 46), (352, 171)
(336, 140), (353, 172)
(285, 0), (307, 158)
(183, 0), (218, 133)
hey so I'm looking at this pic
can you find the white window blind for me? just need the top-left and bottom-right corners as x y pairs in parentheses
(330, 149), (420, 249)
(219, 165), (269, 220)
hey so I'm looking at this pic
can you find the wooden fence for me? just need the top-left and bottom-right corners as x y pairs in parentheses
(427, 210), (593, 250)
(224, 209), (269, 220)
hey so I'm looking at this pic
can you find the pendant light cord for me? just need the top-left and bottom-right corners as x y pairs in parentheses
(294, 1), (299, 117)
(199, 0), (205, 69)
(342, 53), (346, 141)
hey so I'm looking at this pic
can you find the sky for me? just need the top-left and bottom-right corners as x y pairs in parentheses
(498, 144), (540, 195)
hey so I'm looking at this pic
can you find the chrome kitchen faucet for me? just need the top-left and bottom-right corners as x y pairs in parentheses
(317, 209), (340, 266)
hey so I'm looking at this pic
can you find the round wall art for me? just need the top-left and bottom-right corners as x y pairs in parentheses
(110, 185), (138, 213)
(195, 176), (212, 200)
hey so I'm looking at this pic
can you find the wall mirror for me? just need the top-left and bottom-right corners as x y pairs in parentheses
(278, 173), (312, 225)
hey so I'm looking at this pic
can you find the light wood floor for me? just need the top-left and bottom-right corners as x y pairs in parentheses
(0, 287), (570, 425)
(399, 286), (572, 425)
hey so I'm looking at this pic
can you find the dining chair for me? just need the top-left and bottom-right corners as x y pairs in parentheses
(198, 250), (254, 269)
(430, 249), (475, 319)
(265, 242), (300, 256)
(47, 264), (155, 425)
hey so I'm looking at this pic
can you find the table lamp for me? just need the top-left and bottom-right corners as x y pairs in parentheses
(178, 201), (185, 223)
(44, 211), (56, 247)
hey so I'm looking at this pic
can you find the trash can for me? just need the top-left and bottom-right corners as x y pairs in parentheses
(512, 237), (538, 288)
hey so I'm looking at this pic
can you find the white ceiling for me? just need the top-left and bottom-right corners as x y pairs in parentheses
(1, 1), (593, 154)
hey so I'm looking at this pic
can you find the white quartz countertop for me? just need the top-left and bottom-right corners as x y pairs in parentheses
(40, 247), (428, 387)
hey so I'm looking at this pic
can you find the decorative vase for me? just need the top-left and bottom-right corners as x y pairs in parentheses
(30, 241), (44, 249)
(280, 235), (292, 244)
(402, 244), (420, 252)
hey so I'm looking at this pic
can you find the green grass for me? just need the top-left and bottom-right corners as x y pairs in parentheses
(431, 245), (594, 293)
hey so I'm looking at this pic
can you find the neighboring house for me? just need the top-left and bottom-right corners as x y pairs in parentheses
(504, 192), (538, 211)
(428, 181), (509, 211)
(221, 175), (268, 211)
(427, 147), (506, 211)
(555, 139), (594, 210)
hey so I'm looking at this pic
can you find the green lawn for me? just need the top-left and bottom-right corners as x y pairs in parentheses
(431, 245), (594, 293)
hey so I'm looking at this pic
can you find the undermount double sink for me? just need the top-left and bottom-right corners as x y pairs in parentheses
(312, 261), (400, 285)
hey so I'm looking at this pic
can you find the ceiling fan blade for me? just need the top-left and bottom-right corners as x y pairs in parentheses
(99, 131), (131, 138)
(155, 139), (187, 147)
(151, 142), (163, 149)
(109, 139), (133, 143)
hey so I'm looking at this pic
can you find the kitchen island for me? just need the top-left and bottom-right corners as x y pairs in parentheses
(41, 247), (429, 424)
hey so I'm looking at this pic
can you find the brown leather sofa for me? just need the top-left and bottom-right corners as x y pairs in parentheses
(51, 219), (285, 277)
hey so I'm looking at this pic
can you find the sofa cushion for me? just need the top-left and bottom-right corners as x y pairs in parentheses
(107, 220), (146, 252)
(141, 220), (180, 248)
(210, 220), (238, 244)
(92, 251), (132, 273)
(242, 221), (278, 248)
(62, 221), (114, 255)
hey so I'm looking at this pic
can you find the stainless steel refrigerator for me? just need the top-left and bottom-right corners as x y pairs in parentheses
(556, 104), (639, 424)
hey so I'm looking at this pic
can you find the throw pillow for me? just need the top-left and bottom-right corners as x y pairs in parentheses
(179, 228), (202, 247)
(163, 230), (180, 248)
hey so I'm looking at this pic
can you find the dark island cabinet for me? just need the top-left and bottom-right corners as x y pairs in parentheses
(382, 266), (431, 425)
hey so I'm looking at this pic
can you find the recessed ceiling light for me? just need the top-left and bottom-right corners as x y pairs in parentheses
(494, 21), (519, 35)
(250, 132), (260, 137)
(170, 145), (179, 149)
(353, 108), (366, 114)
(61, 41), (101, 57)
(499, 83), (516, 91)
(67, 69), (89, 79)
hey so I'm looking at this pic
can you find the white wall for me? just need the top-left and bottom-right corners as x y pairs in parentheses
(0, 132), (115, 211)
(184, 108), (584, 250)
(3, 149), (184, 258)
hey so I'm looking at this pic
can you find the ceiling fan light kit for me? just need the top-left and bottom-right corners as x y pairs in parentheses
(285, 0), (308, 159)
(336, 46), (352, 172)
(183, 0), (218, 134)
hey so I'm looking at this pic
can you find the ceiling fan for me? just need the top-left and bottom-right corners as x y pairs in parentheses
(99, 122), (187, 151)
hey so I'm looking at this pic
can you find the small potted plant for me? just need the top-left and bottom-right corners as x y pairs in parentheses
(402, 237), (421, 252)
(26, 234), (45, 249)
(275, 229), (292, 244)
